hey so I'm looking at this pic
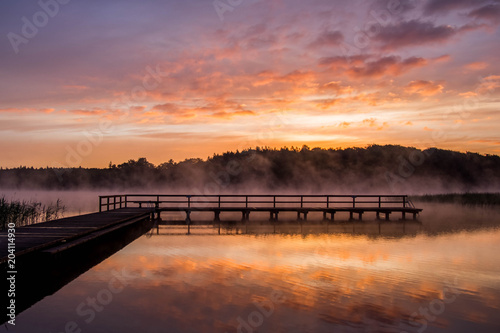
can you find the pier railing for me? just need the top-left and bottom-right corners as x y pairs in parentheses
(99, 194), (414, 212)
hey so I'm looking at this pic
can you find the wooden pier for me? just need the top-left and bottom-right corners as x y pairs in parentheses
(0, 208), (153, 264)
(99, 194), (422, 234)
(1, 194), (422, 263)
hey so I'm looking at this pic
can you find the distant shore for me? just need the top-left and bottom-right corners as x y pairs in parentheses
(411, 193), (500, 206)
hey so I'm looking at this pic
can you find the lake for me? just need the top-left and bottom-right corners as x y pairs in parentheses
(2, 201), (500, 332)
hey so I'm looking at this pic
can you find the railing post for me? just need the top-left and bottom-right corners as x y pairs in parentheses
(326, 196), (329, 208)
(301, 196), (303, 208)
(107, 197), (110, 211)
(273, 196), (276, 208)
(99, 196), (102, 212)
(246, 196), (248, 208)
(188, 195), (191, 208)
(403, 196), (406, 208)
(379, 196), (381, 208)
(352, 196), (356, 208)
(125, 195), (128, 208)
(218, 196), (221, 208)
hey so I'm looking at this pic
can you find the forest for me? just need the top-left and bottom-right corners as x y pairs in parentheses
(1, 145), (499, 194)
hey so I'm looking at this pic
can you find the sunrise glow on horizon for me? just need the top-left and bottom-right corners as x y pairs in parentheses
(1, 0), (500, 168)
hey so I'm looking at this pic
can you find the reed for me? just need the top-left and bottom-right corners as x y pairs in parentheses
(0, 197), (65, 230)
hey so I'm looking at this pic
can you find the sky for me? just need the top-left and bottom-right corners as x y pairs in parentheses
(1, 0), (500, 168)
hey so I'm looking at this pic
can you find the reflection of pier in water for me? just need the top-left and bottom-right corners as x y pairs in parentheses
(100, 194), (423, 235)
(150, 221), (423, 238)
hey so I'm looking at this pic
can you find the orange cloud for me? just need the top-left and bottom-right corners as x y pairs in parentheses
(319, 81), (354, 96)
(346, 56), (428, 79)
(465, 62), (489, 70)
(70, 108), (108, 116)
(405, 80), (444, 96)
(316, 99), (341, 109)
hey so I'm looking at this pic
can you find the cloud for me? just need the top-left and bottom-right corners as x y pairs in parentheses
(253, 70), (317, 86)
(70, 108), (108, 116)
(423, 0), (491, 15)
(319, 81), (354, 95)
(405, 80), (444, 96)
(374, 20), (482, 50)
(319, 55), (369, 69)
(468, 3), (500, 22)
(316, 98), (341, 109)
(346, 56), (427, 78)
(151, 97), (256, 122)
(308, 30), (344, 48)
(464, 62), (489, 70)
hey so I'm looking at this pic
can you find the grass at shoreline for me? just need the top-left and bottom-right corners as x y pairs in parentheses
(411, 193), (500, 206)
(0, 197), (65, 230)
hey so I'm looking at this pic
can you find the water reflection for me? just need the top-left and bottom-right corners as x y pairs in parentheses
(3, 204), (500, 332)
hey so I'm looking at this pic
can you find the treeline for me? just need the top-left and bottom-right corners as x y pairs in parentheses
(412, 193), (500, 206)
(1, 145), (499, 194)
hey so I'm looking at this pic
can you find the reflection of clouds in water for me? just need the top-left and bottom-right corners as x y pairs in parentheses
(77, 230), (500, 332)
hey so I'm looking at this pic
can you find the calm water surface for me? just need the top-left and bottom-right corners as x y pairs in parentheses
(4, 204), (500, 333)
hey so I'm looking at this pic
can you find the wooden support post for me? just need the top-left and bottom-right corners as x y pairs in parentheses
(385, 212), (390, 221)
(376, 212), (380, 220)
(297, 211), (301, 221)
(323, 211), (327, 221)
(358, 212), (363, 221)
(269, 211), (278, 222)
(303, 212), (308, 221)
(402, 211), (406, 220)
(330, 212), (335, 221)
(215, 210), (221, 235)
(349, 211), (354, 221)
(413, 212), (417, 220)
(186, 210), (191, 235)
